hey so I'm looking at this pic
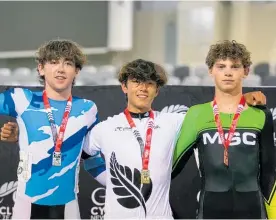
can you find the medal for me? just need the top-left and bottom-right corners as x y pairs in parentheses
(141, 170), (150, 184)
(52, 151), (62, 166)
(124, 109), (154, 185)
(43, 91), (72, 167)
(213, 96), (245, 166)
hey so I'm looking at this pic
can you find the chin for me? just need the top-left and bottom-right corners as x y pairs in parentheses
(219, 85), (237, 93)
(53, 85), (70, 92)
(136, 105), (151, 112)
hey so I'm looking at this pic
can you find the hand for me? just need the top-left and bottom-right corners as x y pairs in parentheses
(0, 122), (19, 142)
(244, 91), (266, 106)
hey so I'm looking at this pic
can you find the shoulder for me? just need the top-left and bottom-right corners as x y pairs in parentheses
(11, 87), (33, 98)
(190, 102), (210, 112)
(246, 105), (268, 117)
(7, 88), (34, 104)
(101, 112), (124, 125)
(186, 102), (211, 118)
(93, 112), (124, 131)
(73, 96), (98, 113)
(247, 105), (271, 125)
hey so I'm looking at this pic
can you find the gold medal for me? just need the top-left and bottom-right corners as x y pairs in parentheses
(141, 170), (150, 184)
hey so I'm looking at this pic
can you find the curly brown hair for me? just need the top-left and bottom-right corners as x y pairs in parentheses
(36, 39), (87, 85)
(205, 40), (252, 69)
(118, 59), (168, 87)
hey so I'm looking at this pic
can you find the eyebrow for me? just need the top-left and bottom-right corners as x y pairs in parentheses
(232, 63), (242, 66)
(64, 58), (74, 62)
(215, 63), (242, 67)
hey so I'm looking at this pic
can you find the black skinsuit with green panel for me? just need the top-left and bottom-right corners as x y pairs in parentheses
(172, 103), (276, 219)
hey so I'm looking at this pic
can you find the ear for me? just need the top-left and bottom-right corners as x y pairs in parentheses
(208, 68), (213, 77)
(243, 67), (249, 78)
(76, 68), (80, 76)
(38, 64), (44, 76)
(121, 82), (128, 94)
(155, 87), (160, 97)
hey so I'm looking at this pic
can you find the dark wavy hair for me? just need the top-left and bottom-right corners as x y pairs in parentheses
(205, 40), (252, 69)
(118, 59), (168, 87)
(35, 39), (86, 85)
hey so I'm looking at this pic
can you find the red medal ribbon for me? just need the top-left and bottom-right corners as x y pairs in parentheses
(124, 109), (154, 171)
(212, 96), (246, 166)
(43, 91), (72, 153)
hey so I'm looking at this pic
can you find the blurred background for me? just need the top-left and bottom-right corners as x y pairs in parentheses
(0, 1), (276, 87)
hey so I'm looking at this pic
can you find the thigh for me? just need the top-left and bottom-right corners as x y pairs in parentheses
(201, 191), (233, 219)
(233, 191), (263, 219)
(49, 205), (65, 219)
(30, 203), (50, 219)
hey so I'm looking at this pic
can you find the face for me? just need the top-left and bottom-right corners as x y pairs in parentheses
(209, 58), (249, 93)
(38, 58), (79, 93)
(121, 79), (159, 113)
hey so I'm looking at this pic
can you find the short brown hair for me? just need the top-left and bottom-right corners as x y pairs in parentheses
(118, 59), (168, 87)
(205, 40), (252, 69)
(36, 39), (86, 85)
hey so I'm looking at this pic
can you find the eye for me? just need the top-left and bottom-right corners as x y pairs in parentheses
(215, 65), (224, 69)
(132, 80), (140, 84)
(50, 60), (57, 64)
(65, 61), (73, 66)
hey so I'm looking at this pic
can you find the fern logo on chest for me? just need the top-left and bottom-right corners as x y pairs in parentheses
(109, 152), (152, 216)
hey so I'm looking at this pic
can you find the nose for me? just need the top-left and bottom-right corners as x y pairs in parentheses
(138, 82), (148, 91)
(57, 62), (65, 73)
(224, 67), (233, 77)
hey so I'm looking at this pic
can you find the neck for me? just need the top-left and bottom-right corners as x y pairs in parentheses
(214, 88), (244, 113)
(127, 104), (151, 114)
(44, 84), (72, 101)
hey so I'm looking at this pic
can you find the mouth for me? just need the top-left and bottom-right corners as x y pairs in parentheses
(137, 94), (148, 99)
(222, 80), (234, 83)
(55, 76), (67, 80)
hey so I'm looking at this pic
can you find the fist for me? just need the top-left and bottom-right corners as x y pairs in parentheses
(244, 91), (266, 106)
(0, 122), (19, 142)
